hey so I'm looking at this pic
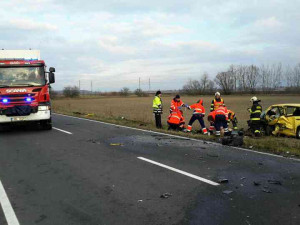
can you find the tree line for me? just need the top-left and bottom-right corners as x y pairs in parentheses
(182, 63), (300, 95)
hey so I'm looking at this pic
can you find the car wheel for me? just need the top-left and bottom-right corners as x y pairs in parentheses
(265, 125), (274, 136)
(296, 127), (300, 139)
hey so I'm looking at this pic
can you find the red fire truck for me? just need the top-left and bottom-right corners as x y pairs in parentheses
(0, 50), (55, 130)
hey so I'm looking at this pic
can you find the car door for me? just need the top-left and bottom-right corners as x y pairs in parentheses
(278, 106), (297, 136)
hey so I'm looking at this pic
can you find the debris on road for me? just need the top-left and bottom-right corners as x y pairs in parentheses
(86, 113), (95, 117)
(241, 177), (246, 180)
(218, 179), (229, 184)
(258, 162), (263, 166)
(221, 134), (244, 147)
(137, 200), (143, 203)
(253, 181), (261, 186)
(223, 190), (233, 195)
(110, 143), (123, 146)
(207, 153), (219, 158)
(87, 139), (101, 144)
(160, 193), (172, 199)
(262, 188), (272, 193)
(268, 180), (282, 185)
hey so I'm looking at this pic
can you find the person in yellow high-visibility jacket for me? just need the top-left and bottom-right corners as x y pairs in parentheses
(153, 91), (163, 128)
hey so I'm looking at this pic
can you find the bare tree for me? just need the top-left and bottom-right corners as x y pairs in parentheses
(246, 65), (260, 94)
(292, 63), (300, 88)
(236, 65), (248, 92)
(260, 64), (272, 93)
(214, 71), (235, 94)
(120, 87), (130, 96)
(182, 79), (201, 95)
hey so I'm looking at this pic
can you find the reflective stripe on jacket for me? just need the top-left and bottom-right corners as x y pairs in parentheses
(153, 96), (162, 113)
(249, 103), (262, 120)
(228, 110), (235, 121)
(168, 111), (184, 124)
(210, 98), (225, 111)
(190, 103), (205, 115)
(215, 106), (228, 120)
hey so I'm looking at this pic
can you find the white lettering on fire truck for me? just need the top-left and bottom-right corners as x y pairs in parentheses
(6, 89), (27, 93)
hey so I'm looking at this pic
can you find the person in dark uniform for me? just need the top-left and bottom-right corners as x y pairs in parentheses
(248, 96), (262, 137)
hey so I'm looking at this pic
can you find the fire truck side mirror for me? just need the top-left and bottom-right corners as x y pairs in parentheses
(49, 67), (56, 73)
(49, 72), (55, 84)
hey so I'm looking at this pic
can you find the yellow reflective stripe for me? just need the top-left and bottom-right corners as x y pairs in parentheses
(251, 110), (262, 114)
(171, 115), (180, 120)
(250, 118), (261, 120)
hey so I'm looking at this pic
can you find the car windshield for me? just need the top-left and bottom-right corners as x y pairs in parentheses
(0, 66), (46, 87)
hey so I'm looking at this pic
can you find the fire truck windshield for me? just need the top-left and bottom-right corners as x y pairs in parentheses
(0, 66), (46, 87)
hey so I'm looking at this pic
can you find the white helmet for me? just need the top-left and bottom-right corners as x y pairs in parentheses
(250, 96), (258, 102)
(215, 92), (221, 97)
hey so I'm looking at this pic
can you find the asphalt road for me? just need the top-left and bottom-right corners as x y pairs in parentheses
(0, 113), (299, 225)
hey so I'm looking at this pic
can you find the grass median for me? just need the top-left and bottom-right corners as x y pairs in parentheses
(52, 95), (300, 158)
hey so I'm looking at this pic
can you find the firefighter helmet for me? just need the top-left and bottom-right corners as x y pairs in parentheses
(250, 96), (258, 102)
(215, 92), (221, 97)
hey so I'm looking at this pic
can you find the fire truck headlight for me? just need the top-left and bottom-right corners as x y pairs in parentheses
(2, 99), (8, 103)
(38, 106), (49, 111)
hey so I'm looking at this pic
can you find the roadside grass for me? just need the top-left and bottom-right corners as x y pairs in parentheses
(52, 95), (300, 158)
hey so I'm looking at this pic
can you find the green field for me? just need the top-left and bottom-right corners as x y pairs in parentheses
(52, 95), (300, 157)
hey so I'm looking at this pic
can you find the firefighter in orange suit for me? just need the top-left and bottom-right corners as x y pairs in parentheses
(209, 92), (225, 132)
(170, 94), (188, 113)
(208, 106), (229, 136)
(167, 109), (185, 131)
(187, 99), (208, 134)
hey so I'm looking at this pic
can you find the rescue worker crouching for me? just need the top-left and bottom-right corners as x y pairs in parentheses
(208, 106), (230, 137)
(227, 109), (238, 130)
(248, 96), (262, 137)
(187, 99), (208, 134)
(152, 90), (163, 129)
(167, 109), (186, 131)
(209, 92), (225, 133)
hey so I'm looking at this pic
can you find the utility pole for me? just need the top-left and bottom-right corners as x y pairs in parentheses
(139, 77), (141, 90)
(91, 81), (93, 93)
(149, 78), (151, 91)
(79, 80), (81, 90)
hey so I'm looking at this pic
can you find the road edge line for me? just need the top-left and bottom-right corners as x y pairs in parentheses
(53, 113), (300, 162)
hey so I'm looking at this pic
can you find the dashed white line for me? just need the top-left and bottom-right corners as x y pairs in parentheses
(138, 157), (220, 186)
(53, 127), (73, 135)
(53, 113), (300, 162)
(0, 179), (20, 225)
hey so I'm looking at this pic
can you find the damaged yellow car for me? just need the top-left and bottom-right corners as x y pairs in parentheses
(261, 104), (300, 139)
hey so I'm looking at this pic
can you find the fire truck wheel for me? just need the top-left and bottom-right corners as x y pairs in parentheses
(40, 119), (52, 130)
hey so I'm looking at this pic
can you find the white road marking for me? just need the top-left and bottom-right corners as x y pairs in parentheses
(138, 157), (220, 186)
(53, 113), (300, 162)
(53, 127), (73, 135)
(0, 179), (20, 225)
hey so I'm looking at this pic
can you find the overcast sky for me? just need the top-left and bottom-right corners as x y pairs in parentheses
(1, 0), (299, 91)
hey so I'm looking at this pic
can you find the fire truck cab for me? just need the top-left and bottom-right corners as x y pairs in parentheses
(0, 50), (55, 130)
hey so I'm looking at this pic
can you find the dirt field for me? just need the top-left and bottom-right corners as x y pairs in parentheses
(52, 95), (300, 156)
(52, 95), (299, 129)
